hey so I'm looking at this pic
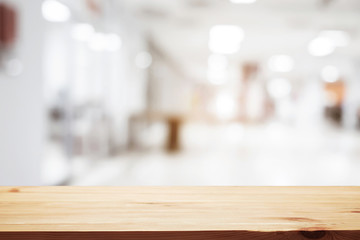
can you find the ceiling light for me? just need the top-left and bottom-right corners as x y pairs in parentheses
(209, 25), (244, 54)
(42, 0), (70, 22)
(308, 36), (335, 57)
(319, 30), (350, 47)
(268, 55), (294, 72)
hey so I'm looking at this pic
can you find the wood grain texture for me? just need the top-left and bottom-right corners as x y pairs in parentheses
(0, 187), (360, 239)
(0, 231), (360, 240)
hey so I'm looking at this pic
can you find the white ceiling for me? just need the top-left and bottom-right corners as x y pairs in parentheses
(84, 0), (360, 80)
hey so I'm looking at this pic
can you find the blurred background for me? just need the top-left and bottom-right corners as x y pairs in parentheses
(1, 0), (360, 186)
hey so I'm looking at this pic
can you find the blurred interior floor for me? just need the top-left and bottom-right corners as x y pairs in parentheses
(45, 122), (360, 186)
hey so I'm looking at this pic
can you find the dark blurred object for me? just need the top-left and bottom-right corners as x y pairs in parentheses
(0, 2), (17, 49)
(49, 107), (64, 121)
(242, 63), (258, 81)
(325, 106), (342, 124)
(0, 2), (18, 74)
(166, 116), (182, 152)
(128, 112), (183, 152)
(324, 78), (345, 124)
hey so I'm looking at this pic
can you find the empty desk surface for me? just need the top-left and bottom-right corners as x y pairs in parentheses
(0, 186), (360, 239)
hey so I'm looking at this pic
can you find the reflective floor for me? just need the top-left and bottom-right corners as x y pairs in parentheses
(52, 122), (360, 186)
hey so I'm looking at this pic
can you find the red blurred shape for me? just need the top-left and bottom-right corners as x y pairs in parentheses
(0, 3), (17, 49)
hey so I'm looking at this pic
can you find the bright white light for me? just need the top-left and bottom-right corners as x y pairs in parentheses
(71, 23), (94, 42)
(308, 37), (335, 57)
(267, 78), (291, 99)
(212, 93), (236, 120)
(268, 55), (294, 72)
(88, 33), (121, 52)
(105, 33), (122, 51)
(319, 30), (350, 47)
(135, 51), (153, 69)
(209, 25), (244, 54)
(42, 0), (70, 22)
(321, 65), (340, 83)
(230, 0), (256, 3)
(208, 54), (228, 70)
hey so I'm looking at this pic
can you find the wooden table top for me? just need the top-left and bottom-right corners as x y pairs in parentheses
(1, 186), (359, 233)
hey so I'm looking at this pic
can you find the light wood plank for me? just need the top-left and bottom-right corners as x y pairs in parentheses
(0, 187), (360, 239)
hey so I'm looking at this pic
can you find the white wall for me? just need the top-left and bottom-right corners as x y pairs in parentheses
(0, 0), (45, 185)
